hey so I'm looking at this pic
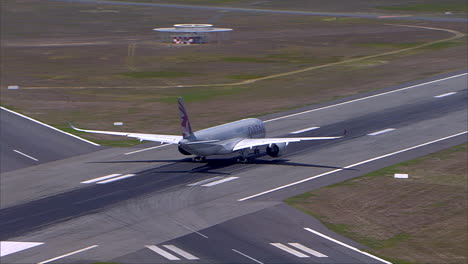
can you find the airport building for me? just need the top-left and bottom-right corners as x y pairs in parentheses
(153, 24), (233, 44)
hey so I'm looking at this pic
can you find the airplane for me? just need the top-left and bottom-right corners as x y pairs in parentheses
(70, 97), (342, 162)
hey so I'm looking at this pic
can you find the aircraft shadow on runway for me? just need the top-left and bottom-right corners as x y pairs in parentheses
(88, 157), (356, 175)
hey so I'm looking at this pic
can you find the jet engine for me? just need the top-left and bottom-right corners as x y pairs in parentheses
(178, 145), (192, 155)
(266, 143), (287, 157)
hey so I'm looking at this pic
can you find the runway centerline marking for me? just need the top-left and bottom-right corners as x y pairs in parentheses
(13, 150), (39, 161)
(80, 174), (122, 184)
(367, 128), (396, 136)
(1, 107), (100, 146)
(264, 73), (467, 123)
(270, 243), (309, 258)
(201, 177), (239, 187)
(187, 176), (223, 186)
(162, 245), (199, 260)
(124, 144), (168, 155)
(238, 131), (467, 201)
(96, 174), (136, 184)
(304, 228), (391, 264)
(232, 249), (264, 264)
(36, 245), (98, 264)
(290, 127), (320, 134)
(0, 241), (44, 257)
(434, 92), (457, 98)
(145, 245), (180, 260)
(288, 243), (327, 257)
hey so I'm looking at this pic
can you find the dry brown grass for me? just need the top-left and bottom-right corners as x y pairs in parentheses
(287, 144), (468, 264)
(0, 0), (466, 144)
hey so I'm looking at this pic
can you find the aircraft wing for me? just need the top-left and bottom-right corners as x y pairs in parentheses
(232, 136), (341, 151)
(70, 123), (182, 144)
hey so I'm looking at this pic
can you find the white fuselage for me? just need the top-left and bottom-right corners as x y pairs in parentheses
(179, 118), (265, 156)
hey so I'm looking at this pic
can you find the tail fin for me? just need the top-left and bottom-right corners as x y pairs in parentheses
(178, 97), (193, 139)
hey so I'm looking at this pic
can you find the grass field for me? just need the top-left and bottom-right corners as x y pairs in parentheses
(286, 144), (467, 264)
(0, 0), (466, 145)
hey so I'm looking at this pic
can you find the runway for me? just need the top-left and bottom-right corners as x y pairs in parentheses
(0, 107), (101, 173)
(0, 71), (467, 263)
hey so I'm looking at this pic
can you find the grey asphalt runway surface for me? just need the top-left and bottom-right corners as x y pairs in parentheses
(50, 0), (468, 22)
(1, 71), (467, 263)
(0, 108), (101, 173)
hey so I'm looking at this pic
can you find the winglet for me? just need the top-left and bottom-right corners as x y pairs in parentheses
(178, 97), (194, 139)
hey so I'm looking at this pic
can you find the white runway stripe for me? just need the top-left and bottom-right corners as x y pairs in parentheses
(187, 176), (223, 186)
(434, 92), (457, 98)
(96, 174), (136, 184)
(163, 245), (199, 260)
(305, 228), (391, 264)
(238, 131), (467, 201)
(37, 245), (98, 264)
(81, 174), (122, 184)
(367, 128), (395, 136)
(290, 127), (320, 134)
(270, 243), (309, 258)
(124, 144), (168, 155)
(13, 150), (39, 161)
(145, 245), (180, 260)
(0, 241), (44, 257)
(288, 243), (328, 257)
(201, 177), (239, 187)
(1, 107), (100, 146)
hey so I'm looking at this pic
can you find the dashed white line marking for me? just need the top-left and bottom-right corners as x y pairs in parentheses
(163, 245), (199, 260)
(270, 243), (309, 258)
(367, 128), (396, 136)
(36, 245), (98, 264)
(304, 228), (391, 264)
(290, 127), (320, 134)
(145, 245), (180, 260)
(96, 174), (136, 184)
(264, 73), (467, 123)
(288, 243), (328, 258)
(80, 174), (122, 184)
(0, 241), (44, 257)
(187, 176), (223, 186)
(238, 131), (468, 201)
(1, 107), (100, 146)
(13, 150), (38, 161)
(124, 144), (168, 155)
(201, 177), (239, 187)
(434, 92), (457, 98)
(232, 249), (264, 264)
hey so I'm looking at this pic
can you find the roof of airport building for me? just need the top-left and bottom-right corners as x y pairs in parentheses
(153, 24), (233, 33)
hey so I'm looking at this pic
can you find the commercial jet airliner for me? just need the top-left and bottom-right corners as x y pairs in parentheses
(71, 97), (342, 162)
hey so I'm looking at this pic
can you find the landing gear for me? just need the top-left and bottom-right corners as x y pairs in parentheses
(192, 156), (206, 162)
(236, 147), (260, 163)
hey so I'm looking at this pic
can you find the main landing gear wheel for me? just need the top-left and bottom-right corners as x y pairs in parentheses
(192, 156), (206, 162)
(237, 156), (252, 163)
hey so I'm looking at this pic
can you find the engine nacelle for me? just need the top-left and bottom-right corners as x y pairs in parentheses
(266, 143), (287, 157)
(178, 145), (192, 155)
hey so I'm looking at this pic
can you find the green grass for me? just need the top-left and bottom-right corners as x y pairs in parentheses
(356, 42), (423, 49)
(421, 40), (466, 50)
(223, 54), (342, 64)
(158, 85), (247, 103)
(226, 74), (265, 80)
(116, 71), (195, 78)
(377, 3), (467, 12)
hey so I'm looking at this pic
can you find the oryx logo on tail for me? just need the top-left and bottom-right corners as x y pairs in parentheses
(178, 97), (193, 138)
